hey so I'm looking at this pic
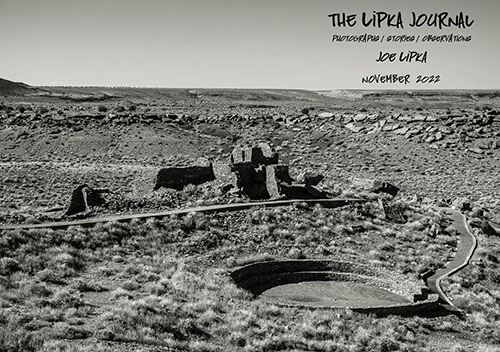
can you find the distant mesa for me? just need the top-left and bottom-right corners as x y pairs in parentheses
(0, 78), (37, 96)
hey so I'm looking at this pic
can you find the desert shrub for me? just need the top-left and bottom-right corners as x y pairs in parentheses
(70, 279), (106, 292)
(97, 105), (107, 112)
(288, 247), (306, 259)
(22, 281), (52, 298)
(235, 253), (274, 267)
(39, 340), (115, 352)
(334, 224), (353, 236)
(181, 213), (206, 232)
(37, 268), (65, 285)
(378, 242), (395, 252)
(414, 253), (441, 274)
(47, 249), (84, 277)
(485, 268), (500, 284)
(121, 280), (141, 291)
(368, 249), (385, 261)
(102, 295), (193, 342)
(49, 289), (84, 308)
(0, 328), (42, 352)
(38, 306), (65, 322)
(274, 228), (292, 240)
(50, 325), (91, 340)
(111, 287), (132, 300)
(0, 258), (21, 276)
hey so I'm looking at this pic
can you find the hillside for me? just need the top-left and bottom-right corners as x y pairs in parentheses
(0, 78), (36, 96)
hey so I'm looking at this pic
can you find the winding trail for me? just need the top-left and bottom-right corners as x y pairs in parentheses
(426, 208), (478, 306)
(0, 198), (365, 231)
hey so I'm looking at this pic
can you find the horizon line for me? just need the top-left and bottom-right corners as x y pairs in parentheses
(33, 85), (500, 92)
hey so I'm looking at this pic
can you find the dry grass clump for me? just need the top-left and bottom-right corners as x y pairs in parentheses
(0, 327), (43, 352)
(234, 253), (275, 267)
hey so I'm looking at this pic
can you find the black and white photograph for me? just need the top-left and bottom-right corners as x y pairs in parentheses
(1, 0), (499, 351)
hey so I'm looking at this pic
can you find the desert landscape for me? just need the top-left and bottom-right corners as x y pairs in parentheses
(1, 77), (500, 351)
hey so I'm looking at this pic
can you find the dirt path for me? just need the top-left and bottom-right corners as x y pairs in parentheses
(426, 208), (478, 306)
(0, 198), (365, 230)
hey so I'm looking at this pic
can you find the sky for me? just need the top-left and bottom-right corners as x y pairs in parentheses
(0, 0), (498, 89)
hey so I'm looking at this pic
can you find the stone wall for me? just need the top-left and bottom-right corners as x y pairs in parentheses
(229, 144), (327, 200)
(65, 185), (106, 216)
(153, 164), (216, 191)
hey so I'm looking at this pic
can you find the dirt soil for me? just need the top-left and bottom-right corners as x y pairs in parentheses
(261, 281), (410, 308)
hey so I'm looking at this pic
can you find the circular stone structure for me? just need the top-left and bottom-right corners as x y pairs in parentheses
(230, 260), (440, 315)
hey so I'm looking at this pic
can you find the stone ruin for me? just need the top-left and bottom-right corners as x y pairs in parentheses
(152, 143), (328, 201)
(229, 144), (328, 200)
(153, 159), (216, 191)
(62, 145), (403, 216)
(65, 185), (107, 216)
(378, 198), (407, 223)
(351, 177), (400, 197)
